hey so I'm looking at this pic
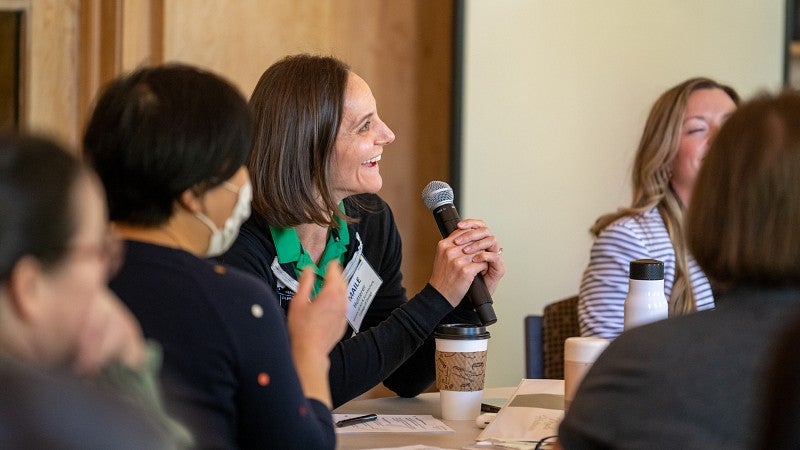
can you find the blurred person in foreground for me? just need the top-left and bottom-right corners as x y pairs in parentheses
(560, 90), (800, 448)
(83, 64), (348, 449)
(759, 309), (800, 449)
(0, 133), (185, 448)
(578, 77), (738, 339)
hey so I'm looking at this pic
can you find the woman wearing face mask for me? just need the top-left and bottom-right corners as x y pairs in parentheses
(83, 64), (348, 449)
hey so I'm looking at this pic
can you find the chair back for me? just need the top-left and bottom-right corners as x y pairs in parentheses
(524, 315), (543, 379)
(542, 295), (580, 379)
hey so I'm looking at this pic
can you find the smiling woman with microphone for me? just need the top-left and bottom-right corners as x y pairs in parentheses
(220, 54), (505, 407)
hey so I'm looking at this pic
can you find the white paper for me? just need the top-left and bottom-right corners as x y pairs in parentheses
(476, 379), (565, 443)
(333, 414), (454, 434)
(362, 446), (451, 450)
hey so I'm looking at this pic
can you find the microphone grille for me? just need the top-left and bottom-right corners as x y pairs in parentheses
(421, 180), (454, 210)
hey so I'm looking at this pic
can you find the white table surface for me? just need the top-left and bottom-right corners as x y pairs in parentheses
(333, 387), (518, 450)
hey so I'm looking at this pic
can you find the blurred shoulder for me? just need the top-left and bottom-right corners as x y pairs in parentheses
(0, 358), (174, 449)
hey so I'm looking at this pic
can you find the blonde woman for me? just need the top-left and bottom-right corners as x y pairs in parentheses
(578, 77), (738, 339)
(563, 89), (800, 449)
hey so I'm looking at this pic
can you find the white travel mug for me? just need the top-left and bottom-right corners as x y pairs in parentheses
(563, 337), (609, 410)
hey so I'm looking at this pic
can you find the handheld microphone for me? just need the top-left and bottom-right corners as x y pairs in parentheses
(421, 181), (497, 326)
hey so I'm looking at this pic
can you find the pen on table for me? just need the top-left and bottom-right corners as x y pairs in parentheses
(335, 413), (378, 428)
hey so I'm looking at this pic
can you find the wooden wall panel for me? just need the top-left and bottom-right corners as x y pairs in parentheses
(78, 0), (121, 139)
(22, 0), (82, 146)
(120, 0), (163, 71)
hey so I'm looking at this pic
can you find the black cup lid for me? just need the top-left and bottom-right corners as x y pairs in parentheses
(629, 259), (664, 280)
(434, 323), (490, 340)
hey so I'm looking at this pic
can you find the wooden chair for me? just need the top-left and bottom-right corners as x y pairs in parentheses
(525, 295), (580, 379)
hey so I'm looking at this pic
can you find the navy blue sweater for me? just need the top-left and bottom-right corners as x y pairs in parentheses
(111, 241), (335, 450)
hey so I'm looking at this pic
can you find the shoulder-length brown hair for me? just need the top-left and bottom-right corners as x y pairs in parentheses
(248, 54), (351, 228)
(591, 77), (739, 316)
(688, 90), (800, 288)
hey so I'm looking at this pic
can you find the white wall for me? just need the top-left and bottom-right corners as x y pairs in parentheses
(462, 0), (785, 388)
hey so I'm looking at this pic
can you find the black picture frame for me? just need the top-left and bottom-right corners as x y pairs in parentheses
(0, 11), (21, 131)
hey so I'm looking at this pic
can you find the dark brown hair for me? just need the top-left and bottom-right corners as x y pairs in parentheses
(0, 134), (85, 279)
(687, 90), (800, 287)
(83, 64), (252, 226)
(248, 54), (351, 228)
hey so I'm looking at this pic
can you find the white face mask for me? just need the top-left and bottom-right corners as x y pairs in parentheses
(194, 180), (252, 257)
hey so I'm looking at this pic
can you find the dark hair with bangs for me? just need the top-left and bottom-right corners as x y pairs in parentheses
(248, 54), (350, 228)
(687, 90), (800, 288)
(83, 64), (252, 226)
(0, 133), (84, 280)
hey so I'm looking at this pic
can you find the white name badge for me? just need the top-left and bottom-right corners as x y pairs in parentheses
(346, 255), (382, 332)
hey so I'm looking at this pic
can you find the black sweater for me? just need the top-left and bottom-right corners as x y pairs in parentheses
(220, 194), (479, 407)
(111, 241), (334, 449)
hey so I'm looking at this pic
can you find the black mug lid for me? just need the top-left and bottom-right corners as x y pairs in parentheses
(434, 323), (490, 340)
(629, 258), (664, 280)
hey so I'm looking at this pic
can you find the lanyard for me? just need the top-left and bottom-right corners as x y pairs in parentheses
(270, 232), (365, 294)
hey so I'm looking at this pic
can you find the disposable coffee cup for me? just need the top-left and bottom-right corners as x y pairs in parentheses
(434, 324), (490, 420)
(563, 337), (609, 410)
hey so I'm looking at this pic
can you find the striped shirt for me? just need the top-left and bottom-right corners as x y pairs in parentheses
(578, 207), (715, 339)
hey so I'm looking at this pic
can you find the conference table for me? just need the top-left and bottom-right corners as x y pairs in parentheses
(334, 385), (544, 449)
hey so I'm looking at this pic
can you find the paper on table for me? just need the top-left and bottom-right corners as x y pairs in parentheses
(365, 446), (451, 450)
(333, 414), (455, 434)
(476, 379), (564, 443)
